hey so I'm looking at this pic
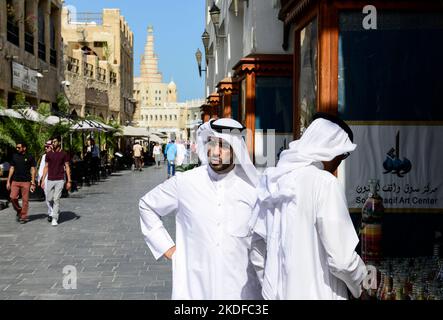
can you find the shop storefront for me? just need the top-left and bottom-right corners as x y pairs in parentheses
(279, 0), (443, 299)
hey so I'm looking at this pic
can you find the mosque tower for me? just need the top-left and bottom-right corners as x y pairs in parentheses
(140, 25), (163, 83)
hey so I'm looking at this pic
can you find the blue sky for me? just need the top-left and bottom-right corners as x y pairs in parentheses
(64, 0), (206, 102)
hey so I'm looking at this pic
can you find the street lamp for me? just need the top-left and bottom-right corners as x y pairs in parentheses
(209, 2), (221, 26)
(201, 30), (210, 52)
(195, 48), (206, 78)
(209, 2), (225, 38)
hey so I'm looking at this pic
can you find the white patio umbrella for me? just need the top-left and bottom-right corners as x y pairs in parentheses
(45, 115), (71, 125)
(0, 108), (24, 119)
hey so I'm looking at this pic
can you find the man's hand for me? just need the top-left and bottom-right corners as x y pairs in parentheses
(66, 181), (72, 191)
(30, 183), (36, 193)
(40, 181), (45, 190)
(163, 246), (176, 260)
(6, 181), (11, 191)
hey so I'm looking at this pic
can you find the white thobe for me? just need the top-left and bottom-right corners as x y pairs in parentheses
(253, 164), (367, 300)
(37, 154), (47, 184)
(139, 165), (262, 300)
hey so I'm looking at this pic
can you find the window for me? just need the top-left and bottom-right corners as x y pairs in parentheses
(298, 17), (318, 133)
(170, 115), (172, 121)
(50, 7), (57, 66)
(24, 0), (34, 54)
(96, 67), (106, 81)
(84, 62), (94, 77)
(338, 11), (443, 121)
(94, 41), (106, 48)
(7, 0), (19, 46)
(110, 71), (117, 84)
(38, 2), (46, 60)
(150, 115), (153, 121)
(175, 115), (177, 121)
(255, 77), (293, 133)
(67, 57), (80, 73)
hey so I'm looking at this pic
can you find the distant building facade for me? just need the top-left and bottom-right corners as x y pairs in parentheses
(137, 99), (203, 141)
(61, 7), (134, 123)
(0, 0), (63, 109)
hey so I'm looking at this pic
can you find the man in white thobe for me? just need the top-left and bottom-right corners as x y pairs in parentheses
(139, 118), (262, 300)
(250, 113), (368, 300)
(37, 140), (53, 221)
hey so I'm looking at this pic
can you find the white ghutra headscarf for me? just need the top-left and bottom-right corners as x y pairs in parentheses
(197, 118), (258, 187)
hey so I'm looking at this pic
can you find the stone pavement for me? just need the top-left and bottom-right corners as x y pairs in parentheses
(0, 165), (175, 300)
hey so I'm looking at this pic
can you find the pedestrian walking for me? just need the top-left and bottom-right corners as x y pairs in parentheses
(37, 140), (53, 219)
(153, 143), (162, 168)
(133, 141), (143, 172)
(40, 136), (72, 226)
(175, 141), (186, 167)
(139, 118), (262, 300)
(164, 140), (177, 178)
(250, 113), (368, 300)
(6, 142), (37, 224)
(89, 138), (100, 182)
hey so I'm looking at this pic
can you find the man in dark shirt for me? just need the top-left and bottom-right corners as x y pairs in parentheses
(41, 136), (72, 226)
(6, 142), (36, 224)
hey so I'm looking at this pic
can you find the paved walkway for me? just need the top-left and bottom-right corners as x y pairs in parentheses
(0, 165), (174, 300)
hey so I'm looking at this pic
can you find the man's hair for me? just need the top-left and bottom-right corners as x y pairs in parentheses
(52, 136), (62, 142)
(312, 112), (354, 143)
(16, 142), (26, 148)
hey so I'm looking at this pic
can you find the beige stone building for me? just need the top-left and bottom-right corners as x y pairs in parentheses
(0, 0), (63, 109)
(138, 99), (203, 141)
(61, 7), (135, 124)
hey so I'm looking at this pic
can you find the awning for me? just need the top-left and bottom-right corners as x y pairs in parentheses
(141, 134), (163, 144)
(117, 126), (151, 137)
(71, 119), (116, 132)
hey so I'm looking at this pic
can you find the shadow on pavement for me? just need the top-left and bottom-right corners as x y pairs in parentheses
(58, 211), (81, 224)
(28, 214), (48, 222)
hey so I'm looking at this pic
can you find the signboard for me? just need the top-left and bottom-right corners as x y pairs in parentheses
(344, 125), (443, 211)
(12, 62), (38, 95)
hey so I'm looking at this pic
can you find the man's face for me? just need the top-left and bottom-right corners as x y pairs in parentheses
(207, 137), (234, 172)
(52, 138), (60, 150)
(45, 145), (52, 153)
(16, 144), (25, 155)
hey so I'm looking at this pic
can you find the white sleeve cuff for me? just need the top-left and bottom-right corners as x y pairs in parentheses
(143, 225), (175, 260)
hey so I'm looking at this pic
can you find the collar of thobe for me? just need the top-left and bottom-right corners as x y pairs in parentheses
(207, 165), (237, 184)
